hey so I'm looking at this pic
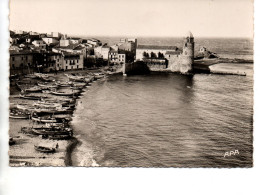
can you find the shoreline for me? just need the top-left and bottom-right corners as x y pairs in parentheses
(9, 62), (252, 166)
(64, 137), (79, 166)
(9, 68), (112, 166)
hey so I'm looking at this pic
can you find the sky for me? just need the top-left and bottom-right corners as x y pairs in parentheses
(9, 0), (254, 38)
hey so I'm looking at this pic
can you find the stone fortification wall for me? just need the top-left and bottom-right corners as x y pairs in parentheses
(123, 61), (150, 75)
(167, 55), (192, 73)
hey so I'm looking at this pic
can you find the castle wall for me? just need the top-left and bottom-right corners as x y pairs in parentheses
(167, 54), (193, 73)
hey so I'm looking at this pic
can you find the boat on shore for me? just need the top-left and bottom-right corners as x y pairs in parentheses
(34, 145), (56, 153)
(20, 94), (46, 100)
(31, 126), (73, 136)
(32, 116), (57, 123)
(56, 81), (74, 87)
(65, 74), (86, 82)
(10, 114), (30, 119)
(37, 82), (57, 89)
(50, 90), (80, 96)
(23, 86), (42, 93)
(46, 134), (72, 140)
(93, 73), (105, 79)
(9, 108), (31, 119)
(24, 74), (38, 79)
(17, 104), (72, 114)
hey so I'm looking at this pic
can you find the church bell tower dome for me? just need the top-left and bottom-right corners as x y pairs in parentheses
(185, 31), (194, 38)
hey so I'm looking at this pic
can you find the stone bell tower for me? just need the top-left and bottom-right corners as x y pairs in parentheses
(180, 31), (194, 73)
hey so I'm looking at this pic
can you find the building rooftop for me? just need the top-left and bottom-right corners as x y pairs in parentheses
(137, 45), (178, 50)
(165, 50), (182, 55)
(9, 50), (37, 55)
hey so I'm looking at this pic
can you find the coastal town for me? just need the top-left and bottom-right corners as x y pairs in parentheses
(9, 29), (251, 166)
(9, 29), (196, 166)
(9, 29), (148, 166)
(9, 30), (138, 75)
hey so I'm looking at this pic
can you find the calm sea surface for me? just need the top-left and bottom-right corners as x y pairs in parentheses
(71, 38), (253, 167)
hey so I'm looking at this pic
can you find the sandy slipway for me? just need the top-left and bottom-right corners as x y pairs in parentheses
(9, 68), (111, 166)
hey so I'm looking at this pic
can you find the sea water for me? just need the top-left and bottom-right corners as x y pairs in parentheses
(71, 38), (253, 167)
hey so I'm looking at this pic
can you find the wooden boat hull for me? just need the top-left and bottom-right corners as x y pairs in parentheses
(9, 114), (29, 119)
(32, 128), (73, 136)
(24, 89), (42, 93)
(20, 95), (45, 100)
(32, 117), (57, 123)
(34, 145), (56, 153)
(46, 134), (72, 140)
(51, 91), (80, 96)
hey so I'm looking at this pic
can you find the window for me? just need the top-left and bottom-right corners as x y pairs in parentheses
(66, 60), (67, 64)
(12, 57), (15, 61)
(66, 66), (68, 70)
(77, 65), (79, 69)
(57, 59), (59, 62)
(12, 64), (15, 69)
(25, 56), (28, 60)
(21, 57), (23, 60)
(77, 60), (78, 63)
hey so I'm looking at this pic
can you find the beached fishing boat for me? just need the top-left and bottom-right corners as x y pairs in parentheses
(10, 108), (31, 119)
(32, 116), (57, 123)
(19, 94), (46, 100)
(33, 101), (62, 109)
(37, 82), (57, 88)
(50, 90), (80, 96)
(23, 86), (42, 93)
(55, 81), (73, 87)
(31, 126), (73, 136)
(9, 113), (30, 119)
(47, 134), (72, 140)
(73, 82), (87, 87)
(41, 77), (55, 82)
(24, 74), (38, 79)
(66, 74), (87, 82)
(49, 114), (72, 122)
(93, 73), (105, 79)
(34, 145), (56, 153)
(17, 104), (71, 114)
(34, 73), (55, 82)
(10, 108), (29, 119)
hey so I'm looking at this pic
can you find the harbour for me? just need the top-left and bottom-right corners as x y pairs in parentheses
(71, 64), (253, 167)
(8, 35), (254, 167)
